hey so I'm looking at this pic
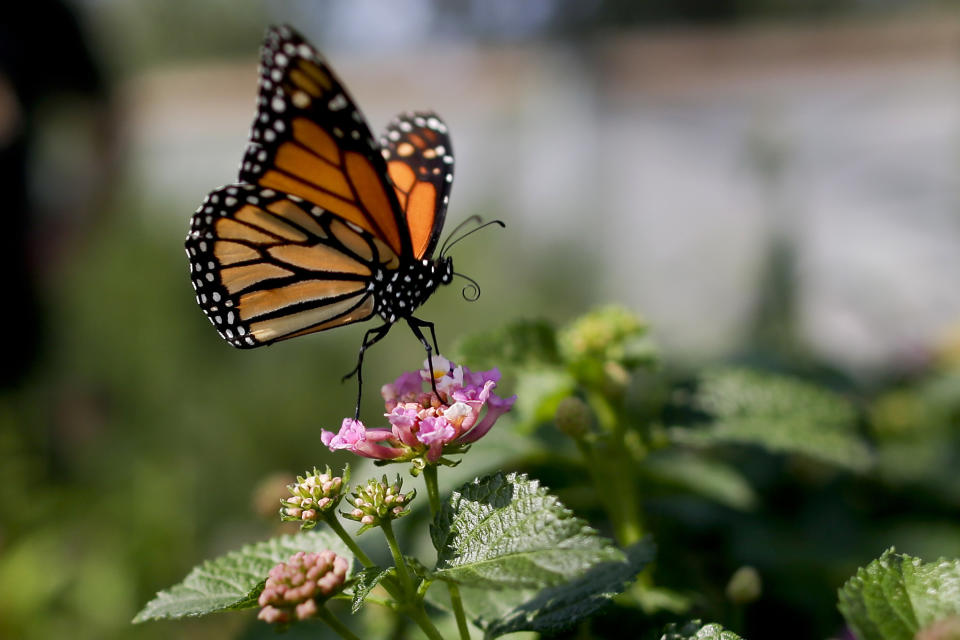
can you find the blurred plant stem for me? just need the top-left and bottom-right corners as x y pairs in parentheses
(422, 465), (470, 640)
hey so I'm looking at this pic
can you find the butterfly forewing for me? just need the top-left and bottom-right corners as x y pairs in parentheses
(381, 111), (455, 260)
(185, 183), (401, 347)
(239, 25), (413, 258)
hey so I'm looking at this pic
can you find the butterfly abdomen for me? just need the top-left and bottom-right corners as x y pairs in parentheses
(372, 257), (453, 325)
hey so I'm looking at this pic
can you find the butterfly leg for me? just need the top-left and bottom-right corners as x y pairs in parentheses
(343, 323), (392, 420)
(406, 317), (442, 399)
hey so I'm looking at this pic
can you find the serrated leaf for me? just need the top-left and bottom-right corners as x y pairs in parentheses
(134, 529), (353, 622)
(838, 548), (960, 640)
(350, 566), (392, 613)
(640, 451), (757, 511)
(660, 619), (745, 640)
(452, 319), (561, 370)
(669, 367), (871, 471)
(430, 472), (625, 590)
(477, 540), (654, 638)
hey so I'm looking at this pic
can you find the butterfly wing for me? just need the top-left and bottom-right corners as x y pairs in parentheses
(238, 25), (413, 259)
(380, 111), (454, 260)
(186, 183), (401, 348)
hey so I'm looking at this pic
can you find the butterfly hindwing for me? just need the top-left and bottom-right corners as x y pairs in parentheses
(185, 183), (403, 348)
(381, 111), (454, 260)
(238, 25), (413, 258)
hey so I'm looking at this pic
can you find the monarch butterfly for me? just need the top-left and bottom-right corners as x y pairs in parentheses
(185, 25), (497, 415)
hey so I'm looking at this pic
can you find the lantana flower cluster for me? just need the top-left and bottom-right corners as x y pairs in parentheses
(321, 356), (516, 465)
(257, 550), (349, 624)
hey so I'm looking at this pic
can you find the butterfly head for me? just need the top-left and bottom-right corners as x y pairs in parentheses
(438, 256), (454, 286)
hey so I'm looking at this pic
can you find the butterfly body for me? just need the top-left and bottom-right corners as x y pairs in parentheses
(185, 25), (465, 413)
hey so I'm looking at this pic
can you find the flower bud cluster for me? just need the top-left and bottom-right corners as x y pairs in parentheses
(280, 466), (347, 529)
(343, 475), (415, 533)
(257, 550), (349, 624)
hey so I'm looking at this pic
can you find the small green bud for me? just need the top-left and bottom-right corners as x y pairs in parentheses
(725, 566), (762, 605)
(342, 475), (415, 534)
(280, 465), (348, 529)
(554, 396), (592, 438)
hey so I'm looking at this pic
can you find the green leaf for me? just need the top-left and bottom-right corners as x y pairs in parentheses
(452, 319), (561, 370)
(640, 451), (757, 511)
(837, 548), (960, 640)
(669, 367), (871, 471)
(476, 540), (655, 638)
(512, 367), (576, 431)
(133, 529), (353, 622)
(350, 566), (392, 613)
(431, 472), (626, 590)
(660, 619), (745, 639)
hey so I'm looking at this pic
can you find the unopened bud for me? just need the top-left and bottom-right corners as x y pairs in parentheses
(257, 550), (349, 625)
(279, 465), (349, 529)
(726, 566), (762, 605)
(341, 475), (416, 533)
(555, 396), (592, 438)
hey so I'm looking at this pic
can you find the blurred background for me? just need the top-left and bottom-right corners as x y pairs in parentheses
(2, 1), (960, 638)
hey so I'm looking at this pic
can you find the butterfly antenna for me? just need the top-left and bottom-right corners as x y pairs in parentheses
(439, 214), (482, 257)
(440, 219), (506, 259)
(453, 271), (482, 301)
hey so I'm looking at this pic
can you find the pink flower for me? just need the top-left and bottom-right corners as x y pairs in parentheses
(323, 358), (516, 465)
(320, 418), (404, 460)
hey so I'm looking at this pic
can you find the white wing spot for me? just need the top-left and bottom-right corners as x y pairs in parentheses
(328, 94), (347, 111)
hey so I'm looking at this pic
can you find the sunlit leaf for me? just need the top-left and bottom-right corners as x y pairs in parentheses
(669, 367), (871, 471)
(431, 472), (625, 590)
(133, 529), (353, 622)
(837, 548), (960, 640)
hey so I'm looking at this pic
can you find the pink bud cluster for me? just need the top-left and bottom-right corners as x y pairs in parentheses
(257, 550), (349, 624)
(321, 356), (516, 463)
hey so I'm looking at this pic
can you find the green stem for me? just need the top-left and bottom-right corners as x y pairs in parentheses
(323, 512), (374, 567)
(407, 606), (447, 640)
(380, 520), (445, 640)
(423, 464), (441, 514)
(317, 607), (363, 640)
(421, 465), (471, 640)
(323, 512), (405, 601)
(575, 434), (643, 547)
(380, 519), (413, 595)
(447, 582), (472, 639)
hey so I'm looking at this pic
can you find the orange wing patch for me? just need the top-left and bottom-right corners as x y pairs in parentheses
(388, 159), (437, 259)
(249, 293), (372, 342)
(239, 279), (366, 321)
